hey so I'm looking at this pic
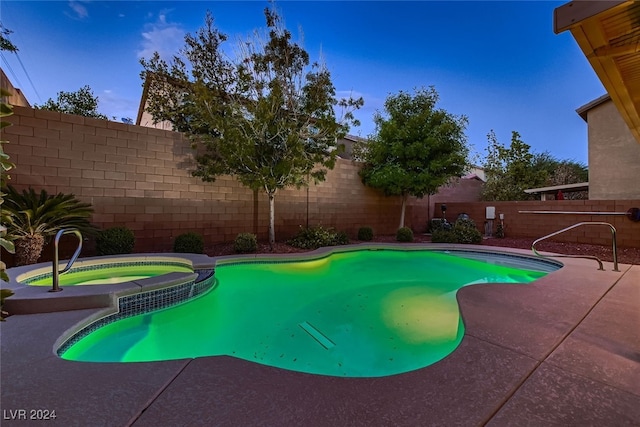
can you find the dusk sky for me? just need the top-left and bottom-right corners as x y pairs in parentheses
(1, 1), (606, 165)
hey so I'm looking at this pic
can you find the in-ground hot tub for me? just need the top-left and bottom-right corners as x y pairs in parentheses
(17, 258), (194, 286)
(3, 254), (215, 315)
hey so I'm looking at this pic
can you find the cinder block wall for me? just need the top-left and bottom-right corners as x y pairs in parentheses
(2, 106), (430, 256)
(438, 200), (640, 248)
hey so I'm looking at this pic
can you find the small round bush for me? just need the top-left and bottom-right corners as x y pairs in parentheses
(431, 228), (457, 243)
(453, 218), (483, 244)
(357, 226), (374, 241)
(234, 233), (258, 253)
(334, 231), (350, 246)
(288, 225), (349, 250)
(173, 232), (204, 254)
(96, 227), (135, 255)
(396, 227), (414, 242)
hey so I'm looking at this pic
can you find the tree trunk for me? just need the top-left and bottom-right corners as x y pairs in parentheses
(268, 190), (276, 250)
(14, 234), (45, 266)
(399, 194), (407, 229)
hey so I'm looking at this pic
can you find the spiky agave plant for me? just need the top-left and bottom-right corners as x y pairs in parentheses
(1, 186), (97, 265)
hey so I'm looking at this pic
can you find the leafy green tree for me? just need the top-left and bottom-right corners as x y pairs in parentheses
(532, 152), (588, 199)
(35, 85), (108, 119)
(0, 24), (18, 53)
(355, 87), (469, 228)
(481, 130), (548, 201)
(140, 8), (362, 247)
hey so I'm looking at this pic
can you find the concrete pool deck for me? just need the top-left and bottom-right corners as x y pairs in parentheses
(1, 245), (639, 426)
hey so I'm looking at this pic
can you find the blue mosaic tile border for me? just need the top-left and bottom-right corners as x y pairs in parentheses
(23, 260), (193, 284)
(57, 269), (215, 356)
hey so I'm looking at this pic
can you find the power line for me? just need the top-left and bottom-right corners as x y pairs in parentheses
(1, 52), (24, 89)
(1, 20), (42, 103)
(12, 49), (41, 102)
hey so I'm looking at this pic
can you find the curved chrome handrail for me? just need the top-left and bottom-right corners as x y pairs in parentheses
(50, 228), (83, 292)
(531, 222), (619, 272)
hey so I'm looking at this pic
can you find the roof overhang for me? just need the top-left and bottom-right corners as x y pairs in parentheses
(524, 182), (589, 195)
(554, 0), (640, 143)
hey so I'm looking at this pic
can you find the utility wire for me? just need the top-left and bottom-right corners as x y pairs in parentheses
(12, 49), (41, 102)
(1, 20), (42, 103)
(1, 52), (24, 90)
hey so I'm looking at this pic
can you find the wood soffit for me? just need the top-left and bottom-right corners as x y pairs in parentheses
(555, 0), (640, 144)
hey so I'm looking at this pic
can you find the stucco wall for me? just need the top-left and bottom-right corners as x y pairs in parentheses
(588, 100), (640, 200)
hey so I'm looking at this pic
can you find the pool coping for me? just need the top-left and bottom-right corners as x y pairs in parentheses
(3, 245), (560, 316)
(1, 244), (638, 426)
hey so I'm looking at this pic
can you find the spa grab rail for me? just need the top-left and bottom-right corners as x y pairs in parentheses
(531, 222), (619, 272)
(50, 228), (83, 292)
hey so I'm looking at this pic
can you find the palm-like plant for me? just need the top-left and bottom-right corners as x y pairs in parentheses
(1, 186), (97, 265)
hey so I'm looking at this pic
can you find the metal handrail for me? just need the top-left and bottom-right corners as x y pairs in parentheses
(531, 222), (619, 272)
(50, 228), (83, 292)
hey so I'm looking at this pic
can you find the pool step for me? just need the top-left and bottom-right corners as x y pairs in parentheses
(298, 321), (335, 349)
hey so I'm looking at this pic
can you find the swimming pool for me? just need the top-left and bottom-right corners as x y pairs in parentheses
(59, 248), (559, 377)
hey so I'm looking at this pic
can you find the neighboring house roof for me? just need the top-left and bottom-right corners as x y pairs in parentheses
(338, 134), (368, 160)
(135, 74), (151, 126)
(0, 68), (31, 107)
(554, 0), (640, 143)
(576, 94), (611, 122)
(462, 173), (484, 181)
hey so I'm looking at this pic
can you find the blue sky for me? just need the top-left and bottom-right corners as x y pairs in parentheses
(1, 1), (606, 165)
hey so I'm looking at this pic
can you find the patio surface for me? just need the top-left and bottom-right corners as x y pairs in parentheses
(1, 246), (639, 426)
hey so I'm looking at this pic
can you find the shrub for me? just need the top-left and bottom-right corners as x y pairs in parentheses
(431, 219), (482, 244)
(357, 226), (374, 241)
(396, 227), (414, 242)
(335, 231), (350, 246)
(96, 227), (135, 255)
(495, 222), (505, 238)
(288, 225), (349, 250)
(2, 185), (97, 265)
(234, 233), (258, 253)
(1, 288), (14, 321)
(173, 232), (204, 254)
(431, 228), (457, 243)
(453, 218), (482, 244)
(428, 218), (451, 233)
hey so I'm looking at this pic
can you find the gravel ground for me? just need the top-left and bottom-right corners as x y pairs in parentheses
(206, 235), (639, 265)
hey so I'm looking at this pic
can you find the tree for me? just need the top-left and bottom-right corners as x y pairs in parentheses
(0, 24), (18, 53)
(140, 7), (362, 247)
(354, 87), (469, 228)
(481, 130), (548, 201)
(532, 152), (588, 199)
(533, 151), (588, 185)
(35, 85), (108, 119)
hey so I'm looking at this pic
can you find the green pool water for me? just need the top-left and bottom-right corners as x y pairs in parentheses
(60, 250), (549, 377)
(27, 264), (193, 286)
